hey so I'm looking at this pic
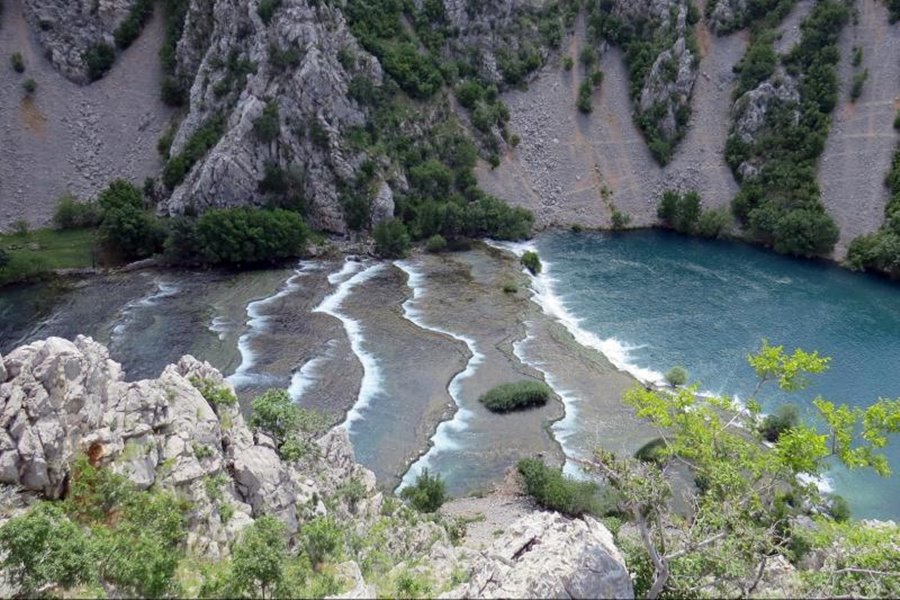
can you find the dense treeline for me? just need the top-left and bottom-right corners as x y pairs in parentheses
(726, 0), (849, 257)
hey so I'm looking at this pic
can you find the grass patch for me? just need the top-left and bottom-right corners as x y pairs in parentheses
(479, 380), (551, 413)
(0, 228), (96, 285)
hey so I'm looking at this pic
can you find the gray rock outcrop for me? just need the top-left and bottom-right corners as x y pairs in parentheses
(707, 0), (749, 33)
(0, 335), (375, 558)
(159, 0), (382, 233)
(22, 0), (139, 83)
(444, 512), (634, 599)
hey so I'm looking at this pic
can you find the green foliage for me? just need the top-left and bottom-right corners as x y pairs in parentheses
(373, 218), (411, 258)
(611, 209), (631, 230)
(95, 180), (165, 261)
(727, 1), (848, 258)
(695, 207), (731, 238)
(733, 32), (777, 98)
(257, 0), (282, 25)
(249, 389), (328, 462)
(163, 115), (226, 188)
(194, 208), (309, 265)
(799, 519), (900, 598)
(759, 403), (800, 442)
(563, 56), (574, 70)
(115, 0), (154, 49)
(577, 79), (594, 113)
(85, 43), (115, 81)
(301, 516), (344, 567)
(22, 77), (36, 94)
(425, 233), (447, 252)
(520, 250), (541, 275)
(53, 194), (102, 230)
(254, 100), (281, 143)
(231, 515), (286, 597)
(479, 380), (551, 413)
(10, 51), (24, 73)
(665, 366), (687, 387)
(517, 458), (608, 518)
(2, 457), (192, 598)
(657, 190), (702, 234)
(190, 377), (237, 407)
(0, 503), (94, 595)
(851, 46), (863, 67)
(850, 68), (868, 101)
(595, 338), (900, 596)
(400, 469), (447, 513)
(158, 0), (190, 105)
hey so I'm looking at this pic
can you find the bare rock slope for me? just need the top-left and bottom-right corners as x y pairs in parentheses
(0, 0), (172, 231)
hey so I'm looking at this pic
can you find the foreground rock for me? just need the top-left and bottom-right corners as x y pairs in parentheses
(444, 512), (633, 599)
(0, 335), (375, 558)
(0, 336), (634, 598)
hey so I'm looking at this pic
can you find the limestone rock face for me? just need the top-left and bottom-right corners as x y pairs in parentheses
(445, 512), (634, 599)
(730, 68), (800, 178)
(159, 0), (381, 234)
(0, 335), (375, 558)
(22, 0), (140, 83)
(606, 0), (699, 151)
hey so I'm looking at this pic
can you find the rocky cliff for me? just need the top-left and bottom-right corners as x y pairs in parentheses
(0, 336), (634, 598)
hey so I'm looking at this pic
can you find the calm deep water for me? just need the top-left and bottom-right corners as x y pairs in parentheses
(535, 230), (900, 519)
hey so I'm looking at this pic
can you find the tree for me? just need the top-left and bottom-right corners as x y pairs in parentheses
(400, 469), (446, 513)
(195, 208), (309, 265)
(0, 503), (95, 595)
(250, 389), (302, 442)
(665, 366), (687, 387)
(231, 515), (287, 599)
(373, 219), (411, 258)
(301, 517), (343, 569)
(579, 341), (900, 598)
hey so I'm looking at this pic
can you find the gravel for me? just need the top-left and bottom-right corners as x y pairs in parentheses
(0, 0), (173, 231)
(477, 12), (748, 228)
(818, 0), (900, 259)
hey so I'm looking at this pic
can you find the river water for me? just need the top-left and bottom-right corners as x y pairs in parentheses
(530, 230), (900, 519)
(1, 232), (898, 518)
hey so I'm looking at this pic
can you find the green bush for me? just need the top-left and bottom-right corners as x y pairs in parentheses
(373, 218), (411, 258)
(163, 115), (226, 189)
(828, 494), (851, 522)
(517, 458), (608, 518)
(190, 377), (237, 407)
(114, 0), (154, 49)
(231, 515), (286, 597)
(521, 250), (541, 275)
(0, 503), (94, 595)
(850, 68), (868, 101)
(400, 469), (446, 513)
(425, 233), (446, 252)
(611, 209), (631, 230)
(758, 403), (799, 443)
(257, 0), (282, 24)
(254, 100), (281, 143)
(22, 78), (36, 94)
(53, 194), (102, 230)
(10, 52), (24, 73)
(658, 190), (701, 234)
(577, 79), (593, 113)
(479, 380), (551, 413)
(665, 366), (688, 386)
(696, 207), (731, 238)
(301, 517), (343, 568)
(100, 204), (165, 261)
(563, 56), (574, 71)
(85, 43), (115, 81)
(195, 208), (308, 265)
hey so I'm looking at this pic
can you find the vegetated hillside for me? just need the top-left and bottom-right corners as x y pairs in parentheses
(4, 0), (900, 265)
